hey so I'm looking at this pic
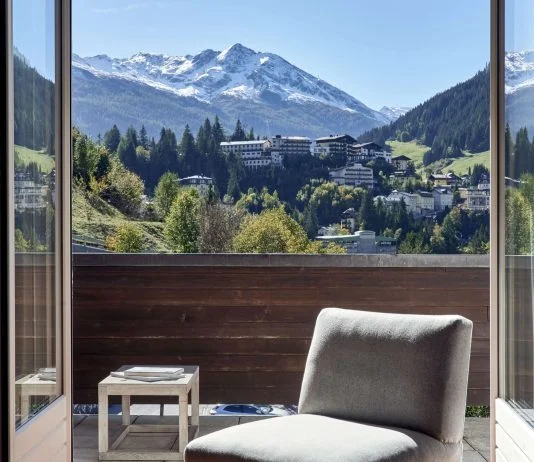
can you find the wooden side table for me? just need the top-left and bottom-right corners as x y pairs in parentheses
(15, 374), (58, 419)
(98, 365), (199, 461)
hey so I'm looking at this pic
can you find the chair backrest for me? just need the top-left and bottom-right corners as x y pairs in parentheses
(298, 308), (472, 443)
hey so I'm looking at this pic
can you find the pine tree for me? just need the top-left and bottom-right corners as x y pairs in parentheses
(139, 125), (148, 149)
(117, 127), (138, 173)
(359, 191), (378, 231)
(104, 124), (121, 153)
(505, 123), (513, 178)
(247, 127), (255, 141)
(211, 115), (225, 147)
(179, 125), (199, 176)
(302, 203), (319, 239)
(231, 119), (247, 141)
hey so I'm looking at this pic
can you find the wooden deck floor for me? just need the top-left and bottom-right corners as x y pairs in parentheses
(73, 412), (490, 461)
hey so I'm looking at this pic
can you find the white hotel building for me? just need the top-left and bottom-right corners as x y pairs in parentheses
(329, 163), (374, 189)
(220, 140), (274, 169)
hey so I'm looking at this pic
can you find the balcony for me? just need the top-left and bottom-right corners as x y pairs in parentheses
(69, 253), (490, 460)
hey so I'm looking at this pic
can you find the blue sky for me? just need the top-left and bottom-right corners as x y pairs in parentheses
(69, 0), (490, 110)
(14, 0), (55, 80)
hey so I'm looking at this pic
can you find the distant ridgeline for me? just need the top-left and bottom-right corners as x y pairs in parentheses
(14, 53), (55, 152)
(358, 67), (489, 166)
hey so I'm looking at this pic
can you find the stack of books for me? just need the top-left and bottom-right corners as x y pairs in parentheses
(38, 368), (56, 381)
(111, 367), (185, 382)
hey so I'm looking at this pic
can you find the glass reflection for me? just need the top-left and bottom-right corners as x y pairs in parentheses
(503, 0), (534, 427)
(13, 0), (60, 428)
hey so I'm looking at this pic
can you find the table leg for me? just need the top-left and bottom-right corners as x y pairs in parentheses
(121, 395), (130, 426)
(98, 386), (109, 453)
(20, 394), (30, 420)
(179, 395), (189, 454)
(191, 375), (199, 427)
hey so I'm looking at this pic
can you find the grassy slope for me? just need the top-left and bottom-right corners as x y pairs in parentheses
(386, 140), (429, 168)
(72, 187), (169, 252)
(446, 150), (490, 175)
(387, 140), (490, 176)
(15, 145), (55, 173)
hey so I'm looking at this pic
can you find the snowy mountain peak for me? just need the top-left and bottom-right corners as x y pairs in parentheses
(379, 106), (412, 122)
(217, 43), (255, 62)
(505, 50), (534, 94)
(73, 44), (389, 124)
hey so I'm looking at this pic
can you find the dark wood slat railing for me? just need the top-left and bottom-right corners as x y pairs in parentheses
(73, 254), (490, 405)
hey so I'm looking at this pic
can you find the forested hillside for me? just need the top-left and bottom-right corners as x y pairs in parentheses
(358, 67), (490, 165)
(14, 53), (55, 151)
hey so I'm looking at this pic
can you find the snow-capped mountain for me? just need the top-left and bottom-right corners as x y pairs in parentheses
(379, 106), (411, 122)
(505, 50), (534, 94)
(72, 43), (389, 139)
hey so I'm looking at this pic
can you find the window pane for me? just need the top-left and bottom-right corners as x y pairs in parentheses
(13, 0), (60, 428)
(503, 0), (534, 426)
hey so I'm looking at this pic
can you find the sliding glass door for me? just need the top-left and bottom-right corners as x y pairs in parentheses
(495, 0), (534, 460)
(4, 0), (71, 460)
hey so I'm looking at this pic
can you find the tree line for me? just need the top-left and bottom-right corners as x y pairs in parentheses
(358, 67), (490, 165)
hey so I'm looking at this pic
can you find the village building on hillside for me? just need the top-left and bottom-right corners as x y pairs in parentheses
(316, 230), (396, 255)
(386, 190), (419, 214)
(14, 172), (48, 211)
(458, 187), (490, 211)
(429, 172), (461, 187)
(179, 175), (213, 196)
(433, 187), (454, 211)
(348, 142), (392, 164)
(314, 134), (357, 158)
(329, 163), (374, 188)
(220, 140), (275, 169)
(271, 135), (311, 156)
(392, 155), (411, 171)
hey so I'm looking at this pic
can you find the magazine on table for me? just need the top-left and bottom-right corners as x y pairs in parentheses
(38, 367), (57, 381)
(111, 366), (185, 382)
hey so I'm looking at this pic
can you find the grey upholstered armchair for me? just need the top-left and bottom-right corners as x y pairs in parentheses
(185, 308), (473, 462)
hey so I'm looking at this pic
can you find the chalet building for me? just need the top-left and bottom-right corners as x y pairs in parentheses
(349, 142), (392, 164)
(314, 134), (357, 158)
(386, 190), (419, 214)
(429, 172), (461, 186)
(433, 187), (454, 211)
(316, 230), (396, 255)
(416, 190), (435, 213)
(458, 188), (490, 211)
(220, 140), (277, 169)
(14, 172), (48, 211)
(341, 207), (357, 233)
(329, 163), (374, 188)
(392, 155), (411, 171)
(271, 135), (311, 156)
(179, 175), (213, 196)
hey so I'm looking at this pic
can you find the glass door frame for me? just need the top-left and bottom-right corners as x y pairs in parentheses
(1, 1), (10, 461)
(490, 0), (503, 460)
(491, 0), (534, 460)
(4, 0), (72, 459)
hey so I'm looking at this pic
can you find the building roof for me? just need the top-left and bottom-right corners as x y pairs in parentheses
(180, 175), (213, 181)
(392, 155), (411, 161)
(429, 172), (460, 180)
(417, 191), (434, 198)
(316, 232), (396, 244)
(329, 162), (369, 173)
(316, 134), (357, 144)
(273, 135), (311, 141)
(433, 187), (452, 195)
(220, 140), (269, 146)
(353, 142), (383, 150)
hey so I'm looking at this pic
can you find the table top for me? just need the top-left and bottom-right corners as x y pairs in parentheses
(15, 374), (59, 395)
(99, 365), (199, 392)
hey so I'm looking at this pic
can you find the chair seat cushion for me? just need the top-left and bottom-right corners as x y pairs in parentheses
(185, 414), (462, 462)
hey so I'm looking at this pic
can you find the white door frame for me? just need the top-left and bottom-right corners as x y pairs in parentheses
(6, 0), (72, 460)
